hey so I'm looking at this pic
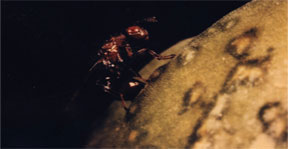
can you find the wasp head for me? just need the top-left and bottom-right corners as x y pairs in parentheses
(126, 26), (149, 40)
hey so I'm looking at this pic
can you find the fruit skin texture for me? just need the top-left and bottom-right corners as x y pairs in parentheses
(87, 0), (288, 148)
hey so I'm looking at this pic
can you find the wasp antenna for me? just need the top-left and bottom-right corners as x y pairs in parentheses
(144, 16), (158, 23)
(66, 60), (102, 111)
(136, 16), (158, 24)
(89, 58), (102, 72)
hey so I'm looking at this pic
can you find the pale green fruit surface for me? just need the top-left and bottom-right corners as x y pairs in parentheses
(87, 0), (287, 148)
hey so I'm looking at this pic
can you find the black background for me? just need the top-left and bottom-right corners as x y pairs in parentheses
(2, 1), (248, 148)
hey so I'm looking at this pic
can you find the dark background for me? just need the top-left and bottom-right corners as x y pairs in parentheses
(2, 1), (248, 148)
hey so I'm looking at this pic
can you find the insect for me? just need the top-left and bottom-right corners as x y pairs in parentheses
(69, 17), (176, 111)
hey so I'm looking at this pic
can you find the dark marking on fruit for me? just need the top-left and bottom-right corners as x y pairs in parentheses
(178, 88), (193, 115)
(222, 64), (264, 93)
(281, 130), (287, 142)
(225, 27), (258, 60)
(267, 47), (274, 53)
(221, 55), (270, 94)
(186, 118), (203, 147)
(187, 38), (202, 50)
(258, 102), (280, 131)
(201, 101), (215, 116)
(178, 82), (205, 115)
(216, 17), (240, 32)
(242, 55), (271, 66)
(216, 116), (222, 120)
(244, 28), (257, 37)
(178, 108), (189, 115)
(182, 88), (194, 106)
(220, 63), (240, 93)
(186, 101), (215, 148)
(148, 63), (169, 82)
(191, 45), (201, 51)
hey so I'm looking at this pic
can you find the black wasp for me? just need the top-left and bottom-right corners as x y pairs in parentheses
(69, 17), (176, 111)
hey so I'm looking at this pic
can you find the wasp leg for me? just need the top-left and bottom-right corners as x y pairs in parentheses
(148, 50), (176, 60)
(95, 82), (129, 111)
(120, 62), (149, 84)
(66, 62), (103, 111)
(137, 48), (176, 60)
(120, 93), (129, 111)
(125, 44), (134, 57)
(89, 58), (103, 72)
(133, 76), (148, 84)
(136, 48), (148, 54)
(127, 67), (148, 84)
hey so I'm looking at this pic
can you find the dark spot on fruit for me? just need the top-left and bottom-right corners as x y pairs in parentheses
(191, 45), (201, 51)
(186, 118), (203, 147)
(225, 27), (258, 60)
(220, 63), (240, 93)
(281, 130), (287, 142)
(201, 101), (215, 116)
(178, 82), (205, 115)
(183, 88), (193, 106)
(216, 116), (222, 120)
(241, 56), (271, 66)
(244, 59), (260, 65)
(186, 100), (215, 148)
(178, 108), (189, 115)
(178, 88), (193, 115)
(258, 102), (280, 131)
(221, 55), (270, 94)
(148, 63), (169, 82)
(244, 28), (257, 37)
(267, 47), (274, 53)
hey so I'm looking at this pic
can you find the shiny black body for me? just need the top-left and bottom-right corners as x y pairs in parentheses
(70, 17), (176, 109)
